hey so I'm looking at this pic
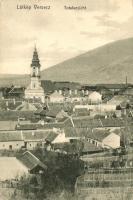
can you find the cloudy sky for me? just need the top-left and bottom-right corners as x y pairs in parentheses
(0, 0), (133, 74)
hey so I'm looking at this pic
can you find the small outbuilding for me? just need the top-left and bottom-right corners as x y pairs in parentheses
(18, 151), (47, 174)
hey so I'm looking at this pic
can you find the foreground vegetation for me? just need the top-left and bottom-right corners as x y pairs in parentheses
(3, 148), (84, 200)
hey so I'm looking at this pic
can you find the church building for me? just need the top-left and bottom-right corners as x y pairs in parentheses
(25, 47), (45, 102)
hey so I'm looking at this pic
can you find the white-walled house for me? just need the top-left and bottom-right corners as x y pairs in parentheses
(87, 129), (120, 149)
(49, 91), (64, 103)
(22, 130), (54, 150)
(0, 129), (60, 150)
(88, 91), (102, 104)
(0, 131), (24, 150)
(73, 104), (116, 113)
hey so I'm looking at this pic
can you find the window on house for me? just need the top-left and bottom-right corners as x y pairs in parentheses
(70, 139), (74, 143)
(9, 145), (12, 150)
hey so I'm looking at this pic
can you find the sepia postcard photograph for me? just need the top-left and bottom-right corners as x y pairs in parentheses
(0, 0), (133, 199)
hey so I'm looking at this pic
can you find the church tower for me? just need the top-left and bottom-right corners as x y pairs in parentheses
(25, 46), (45, 102)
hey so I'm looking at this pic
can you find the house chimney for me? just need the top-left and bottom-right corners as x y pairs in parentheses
(13, 98), (16, 105)
(86, 90), (89, 95)
(6, 101), (9, 107)
(32, 131), (35, 136)
(53, 127), (58, 133)
(74, 90), (77, 95)
(40, 120), (44, 126)
(59, 90), (62, 95)
(82, 90), (85, 95)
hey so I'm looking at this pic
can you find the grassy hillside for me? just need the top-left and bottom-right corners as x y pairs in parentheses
(42, 37), (133, 84)
(0, 37), (133, 86)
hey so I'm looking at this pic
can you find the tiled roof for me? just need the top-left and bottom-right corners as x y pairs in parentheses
(87, 129), (111, 142)
(16, 121), (66, 130)
(34, 108), (43, 114)
(53, 142), (67, 150)
(0, 129), (58, 142)
(82, 141), (103, 152)
(71, 118), (125, 128)
(45, 132), (58, 142)
(108, 95), (129, 106)
(34, 104), (65, 117)
(16, 116), (130, 131)
(8, 87), (24, 94)
(64, 127), (91, 138)
(16, 123), (39, 130)
(0, 121), (17, 130)
(62, 140), (84, 154)
(58, 117), (68, 122)
(18, 151), (47, 171)
(0, 111), (34, 121)
(33, 103), (43, 110)
(22, 130), (51, 141)
(64, 126), (121, 142)
(0, 131), (23, 142)
(16, 102), (37, 111)
(39, 107), (64, 118)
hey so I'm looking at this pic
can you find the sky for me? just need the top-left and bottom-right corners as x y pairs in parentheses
(0, 0), (133, 74)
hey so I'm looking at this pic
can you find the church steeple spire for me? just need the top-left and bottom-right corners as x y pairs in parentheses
(31, 46), (41, 77)
(31, 46), (40, 68)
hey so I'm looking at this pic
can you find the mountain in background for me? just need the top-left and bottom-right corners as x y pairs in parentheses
(42, 37), (133, 84)
(0, 37), (133, 87)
